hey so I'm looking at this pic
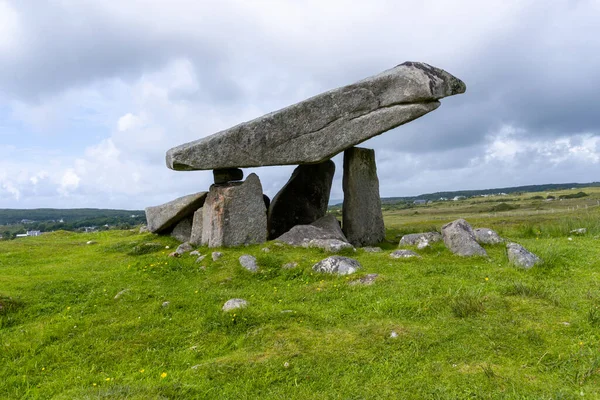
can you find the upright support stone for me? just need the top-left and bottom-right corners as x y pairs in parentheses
(342, 147), (385, 246)
(189, 208), (203, 245)
(267, 160), (335, 239)
(201, 173), (267, 247)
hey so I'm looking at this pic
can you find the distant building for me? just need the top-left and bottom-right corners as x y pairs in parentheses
(20, 219), (35, 224)
(413, 199), (427, 205)
(452, 196), (466, 201)
(439, 197), (448, 201)
(84, 227), (98, 233)
(26, 230), (41, 237)
(15, 234), (28, 238)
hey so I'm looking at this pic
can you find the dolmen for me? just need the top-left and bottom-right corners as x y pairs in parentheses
(146, 62), (466, 247)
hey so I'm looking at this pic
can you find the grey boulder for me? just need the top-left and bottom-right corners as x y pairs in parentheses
(189, 207), (203, 246)
(267, 160), (335, 239)
(507, 242), (541, 269)
(276, 214), (347, 245)
(222, 298), (248, 312)
(166, 62), (466, 171)
(399, 232), (442, 246)
(474, 228), (504, 244)
(145, 191), (207, 233)
(201, 173), (267, 247)
(441, 219), (487, 257)
(175, 242), (194, 255)
(306, 239), (354, 253)
(312, 256), (362, 275)
(239, 255), (259, 272)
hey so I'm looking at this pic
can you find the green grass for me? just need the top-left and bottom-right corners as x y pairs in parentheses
(1, 189), (600, 398)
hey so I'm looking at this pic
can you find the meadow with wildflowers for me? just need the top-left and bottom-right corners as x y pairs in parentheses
(1, 187), (599, 399)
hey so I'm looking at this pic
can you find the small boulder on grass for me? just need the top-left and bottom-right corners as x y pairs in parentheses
(570, 228), (586, 235)
(222, 298), (248, 312)
(306, 239), (354, 253)
(239, 255), (258, 272)
(175, 242), (194, 255)
(212, 252), (223, 261)
(349, 274), (379, 286)
(474, 228), (503, 244)
(312, 256), (361, 275)
(362, 247), (382, 253)
(399, 232), (442, 246)
(390, 250), (420, 259)
(507, 242), (541, 269)
(441, 219), (487, 257)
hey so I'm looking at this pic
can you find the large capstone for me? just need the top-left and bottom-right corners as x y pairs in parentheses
(166, 62), (466, 171)
(268, 160), (335, 239)
(342, 147), (385, 247)
(145, 191), (207, 233)
(201, 173), (267, 247)
(441, 219), (487, 257)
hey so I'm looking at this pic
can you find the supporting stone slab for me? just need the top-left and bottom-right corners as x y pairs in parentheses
(213, 168), (243, 184)
(342, 147), (385, 246)
(201, 173), (267, 247)
(145, 191), (207, 233)
(267, 160), (335, 239)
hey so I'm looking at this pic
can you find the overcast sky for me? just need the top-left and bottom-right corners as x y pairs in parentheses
(0, 0), (599, 209)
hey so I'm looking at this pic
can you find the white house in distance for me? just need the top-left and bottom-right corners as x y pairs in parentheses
(15, 231), (42, 238)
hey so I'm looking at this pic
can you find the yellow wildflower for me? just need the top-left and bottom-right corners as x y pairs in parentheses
(161, 372), (167, 379)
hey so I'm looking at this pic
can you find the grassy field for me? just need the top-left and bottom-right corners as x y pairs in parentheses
(1, 187), (600, 399)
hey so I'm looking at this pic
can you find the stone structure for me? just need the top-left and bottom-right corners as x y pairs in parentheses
(149, 62), (465, 248)
(342, 147), (385, 246)
(201, 173), (267, 247)
(145, 191), (207, 233)
(506, 242), (541, 269)
(399, 232), (442, 246)
(166, 62), (465, 171)
(170, 217), (193, 242)
(474, 228), (503, 244)
(268, 160), (335, 239)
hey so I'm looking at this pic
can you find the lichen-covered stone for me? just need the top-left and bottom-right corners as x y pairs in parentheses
(276, 214), (348, 246)
(201, 174), (267, 247)
(145, 191), (207, 233)
(390, 249), (420, 258)
(342, 147), (385, 247)
(166, 62), (466, 171)
(399, 232), (442, 246)
(222, 298), (248, 312)
(474, 228), (504, 244)
(170, 216), (193, 242)
(189, 208), (203, 245)
(507, 242), (541, 269)
(239, 255), (259, 272)
(441, 219), (487, 257)
(312, 256), (362, 275)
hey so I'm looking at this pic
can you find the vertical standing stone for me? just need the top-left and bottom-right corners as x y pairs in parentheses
(267, 160), (335, 239)
(342, 147), (385, 246)
(170, 216), (193, 242)
(189, 208), (203, 246)
(201, 173), (267, 247)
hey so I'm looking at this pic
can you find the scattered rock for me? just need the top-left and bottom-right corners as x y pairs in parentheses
(175, 242), (194, 255)
(390, 331), (399, 338)
(86, 240), (97, 245)
(170, 216), (193, 242)
(306, 239), (355, 253)
(362, 247), (382, 253)
(261, 247), (270, 253)
(342, 147), (385, 247)
(390, 250), (420, 259)
(506, 242), (541, 269)
(568, 237), (573, 241)
(222, 298), (248, 312)
(268, 160), (335, 239)
(212, 252), (223, 261)
(276, 214), (348, 246)
(114, 289), (129, 300)
(474, 228), (504, 244)
(213, 168), (243, 184)
(195, 255), (206, 263)
(349, 274), (379, 286)
(162, 301), (170, 308)
(201, 173), (267, 247)
(139, 225), (149, 233)
(570, 228), (587, 235)
(312, 256), (362, 275)
(399, 232), (442, 246)
(145, 191), (207, 233)
(189, 207), (203, 246)
(441, 219), (487, 257)
(165, 245), (170, 249)
(416, 238), (431, 249)
(282, 262), (299, 269)
(239, 255), (259, 272)
(190, 250), (201, 256)
(166, 62), (466, 171)
(168, 252), (180, 258)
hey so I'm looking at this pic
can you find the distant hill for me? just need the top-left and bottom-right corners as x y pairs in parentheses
(0, 208), (146, 227)
(330, 182), (600, 206)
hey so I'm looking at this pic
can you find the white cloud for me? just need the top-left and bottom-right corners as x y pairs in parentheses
(0, 1), (20, 54)
(58, 168), (80, 196)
